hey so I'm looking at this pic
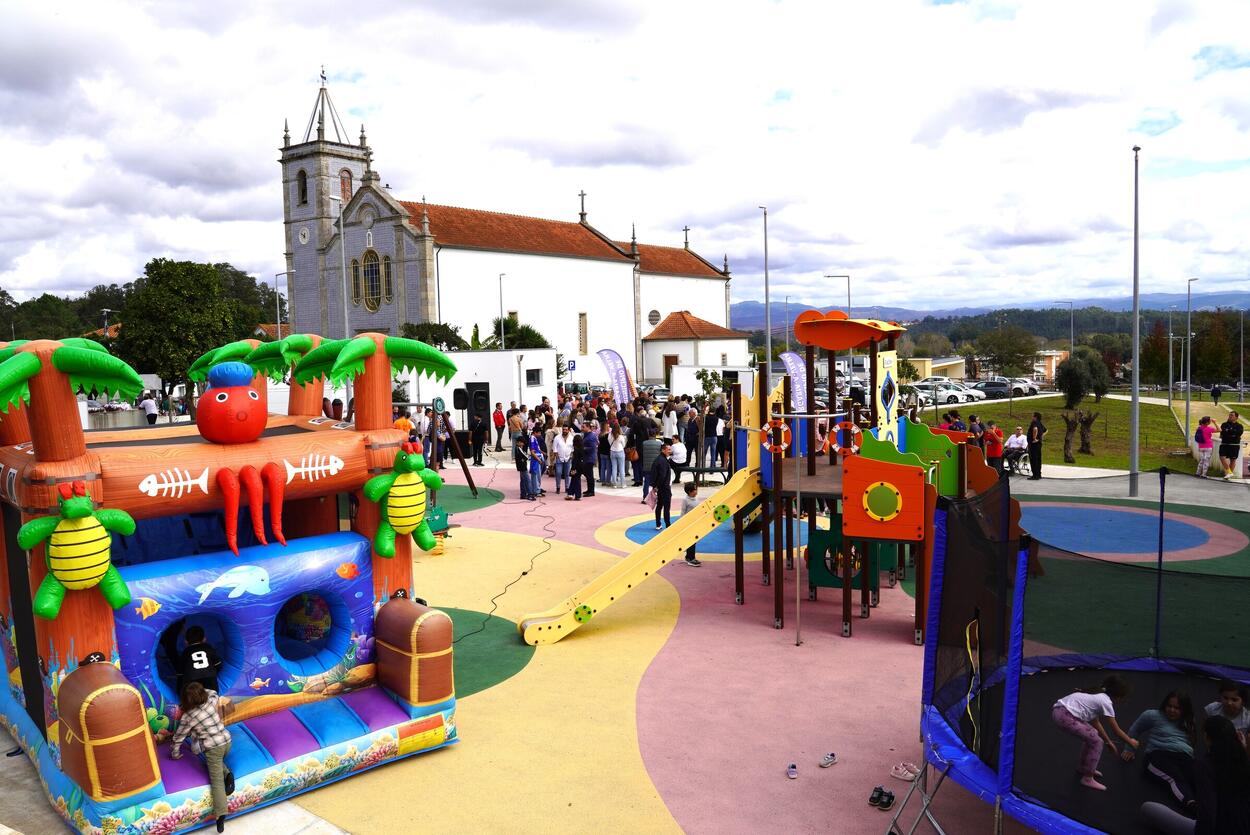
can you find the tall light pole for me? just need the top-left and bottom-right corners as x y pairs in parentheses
(784, 295), (790, 353)
(498, 273), (506, 350)
(274, 271), (293, 342)
(825, 274), (850, 390)
(1130, 145), (1142, 496)
(1053, 301), (1074, 359)
(328, 195), (352, 402)
(101, 308), (118, 333)
(1239, 308), (1245, 399)
(760, 207), (771, 381)
(1168, 306), (1176, 406)
(1185, 276), (1199, 443)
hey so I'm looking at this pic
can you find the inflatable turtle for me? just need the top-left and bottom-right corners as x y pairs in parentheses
(18, 480), (135, 620)
(364, 441), (444, 557)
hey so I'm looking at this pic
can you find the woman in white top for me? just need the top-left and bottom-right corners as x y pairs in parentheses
(669, 437), (687, 484)
(609, 425), (628, 489)
(661, 403), (679, 441)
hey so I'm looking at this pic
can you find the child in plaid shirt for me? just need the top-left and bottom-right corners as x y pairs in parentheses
(170, 682), (232, 831)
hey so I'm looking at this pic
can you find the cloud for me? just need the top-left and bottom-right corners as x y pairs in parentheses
(1135, 109), (1182, 136)
(914, 88), (1102, 146)
(500, 126), (694, 168)
(1194, 44), (1250, 77)
(1151, 0), (1195, 35)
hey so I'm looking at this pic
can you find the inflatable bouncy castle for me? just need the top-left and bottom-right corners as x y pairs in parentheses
(0, 333), (459, 834)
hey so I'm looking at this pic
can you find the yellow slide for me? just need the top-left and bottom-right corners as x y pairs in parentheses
(518, 468), (762, 645)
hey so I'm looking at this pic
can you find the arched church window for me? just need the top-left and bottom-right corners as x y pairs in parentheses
(362, 251), (381, 312)
(351, 259), (361, 306)
(382, 256), (393, 304)
(297, 170), (308, 205)
(340, 169), (353, 203)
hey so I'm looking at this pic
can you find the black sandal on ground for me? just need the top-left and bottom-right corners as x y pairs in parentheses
(869, 786), (885, 806)
(878, 790), (896, 810)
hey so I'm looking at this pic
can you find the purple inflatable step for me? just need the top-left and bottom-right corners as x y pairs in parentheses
(243, 709), (319, 764)
(338, 686), (410, 732)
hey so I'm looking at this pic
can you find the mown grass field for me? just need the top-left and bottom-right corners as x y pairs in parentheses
(919, 395), (1187, 471)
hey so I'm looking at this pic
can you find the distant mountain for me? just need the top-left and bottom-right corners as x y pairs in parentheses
(729, 291), (1250, 331)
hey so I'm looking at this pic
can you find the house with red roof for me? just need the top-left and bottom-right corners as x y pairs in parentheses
(641, 311), (751, 385)
(280, 83), (730, 382)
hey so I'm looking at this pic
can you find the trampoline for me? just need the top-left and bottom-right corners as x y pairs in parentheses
(914, 470), (1250, 835)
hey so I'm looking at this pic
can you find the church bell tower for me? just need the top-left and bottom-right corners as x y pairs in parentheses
(280, 73), (369, 336)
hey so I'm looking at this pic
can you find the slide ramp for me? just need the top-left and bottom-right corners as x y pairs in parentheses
(518, 468), (761, 645)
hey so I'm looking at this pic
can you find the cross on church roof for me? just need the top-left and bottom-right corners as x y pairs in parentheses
(682, 225), (690, 249)
(578, 190), (587, 223)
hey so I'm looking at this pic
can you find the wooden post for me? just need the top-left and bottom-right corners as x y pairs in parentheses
(734, 507), (745, 605)
(842, 533), (853, 637)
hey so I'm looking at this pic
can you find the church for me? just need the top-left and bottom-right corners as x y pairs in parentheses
(280, 83), (733, 383)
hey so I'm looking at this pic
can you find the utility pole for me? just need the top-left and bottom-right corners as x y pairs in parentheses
(1129, 145), (1141, 496)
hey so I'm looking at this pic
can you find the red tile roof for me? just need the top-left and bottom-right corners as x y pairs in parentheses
(84, 324), (121, 339)
(253, 323), (280, 341)
(616, 242), (724, 278)
(400, 202), (632, 262)
(642, 311), (749, 341)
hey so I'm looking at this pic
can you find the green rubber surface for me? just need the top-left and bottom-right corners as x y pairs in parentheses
(432, 484), (505, 514)
(442, 607), (535, 698)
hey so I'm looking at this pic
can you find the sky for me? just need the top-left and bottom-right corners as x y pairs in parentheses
(2, 0), (1249, 312)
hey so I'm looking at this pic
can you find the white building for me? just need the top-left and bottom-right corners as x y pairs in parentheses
(280, 83), (730, 383)
(640, 311), (751, 385)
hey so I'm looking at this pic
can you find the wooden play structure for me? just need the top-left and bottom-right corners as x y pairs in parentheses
(0, 334), (462, 834)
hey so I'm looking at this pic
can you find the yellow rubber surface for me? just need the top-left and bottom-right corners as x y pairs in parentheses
(293, 526), (682, 834)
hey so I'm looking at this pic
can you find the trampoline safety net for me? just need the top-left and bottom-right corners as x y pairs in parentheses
(930, 477), (1017, 772)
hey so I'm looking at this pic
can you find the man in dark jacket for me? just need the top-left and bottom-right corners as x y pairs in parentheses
(630, 412), (650, 485)
(581, 424), (598, 496)
(649, 441), (674, 530)
(468, 412), (489, 466)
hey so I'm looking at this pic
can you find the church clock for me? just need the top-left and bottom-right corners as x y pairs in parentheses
(298, 227), (310, 245)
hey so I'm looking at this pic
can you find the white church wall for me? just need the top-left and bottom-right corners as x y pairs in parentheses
(694, 338), (750, 367)
(638, 274), (727, 333)
(641, 340), (697, 383)
(434, 249), (637, 382)
(405, 349), (558, 417)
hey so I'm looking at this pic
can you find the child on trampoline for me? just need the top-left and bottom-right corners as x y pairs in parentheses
(1204, 679), (1250, 746)
(1052, 674), (1138, 790)
(1122, 691), (1198, 809)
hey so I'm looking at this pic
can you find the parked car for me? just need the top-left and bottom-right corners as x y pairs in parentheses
(971, 381), (1012, 399)
(917, 376), (957, 386)
(912, 382), (974, 404)
(104, 400), (131, 411)
(85, 400), (105, 413)
(899, 385), (933, 407)
(649, 387), (671, 403)
(1011, 378), (1039, 396)
(941, 381), (986, 401)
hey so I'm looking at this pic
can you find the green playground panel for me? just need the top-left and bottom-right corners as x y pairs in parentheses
(803, 506), (901, 595)
(902, 421), (960, 496)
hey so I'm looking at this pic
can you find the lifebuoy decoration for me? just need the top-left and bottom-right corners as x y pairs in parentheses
(759, 420), (791, 453)
(832, 421), (862, 456)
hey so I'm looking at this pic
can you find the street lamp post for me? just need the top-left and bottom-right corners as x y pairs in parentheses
(1053, 301), (1074, 359)
(328, 195), (352, 402)
(1130, 145), (1142, 496)
(1168, 306), (1176, 407)
(1240, 309), (1245, 399)
(498, 273), (506, 350)
(1185, 277), (1199, 444)
(759, 207), (771, 383)
(785, 295), (790, 354)
(825, 275), (850, 393)
(274, 271), (294, 342)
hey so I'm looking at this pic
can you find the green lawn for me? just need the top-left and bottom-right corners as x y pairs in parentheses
(924, 395), (1186, 470)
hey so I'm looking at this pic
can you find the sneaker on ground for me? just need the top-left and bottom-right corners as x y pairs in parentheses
(685, 559), (702, 567)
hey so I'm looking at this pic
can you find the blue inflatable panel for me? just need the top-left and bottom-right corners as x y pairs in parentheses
(225, 724), (275, 776)
(115, 533), (375, 703)
(291, 699), (370, 749)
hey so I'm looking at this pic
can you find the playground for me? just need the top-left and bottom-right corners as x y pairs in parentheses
(0, 315), (1247, 835)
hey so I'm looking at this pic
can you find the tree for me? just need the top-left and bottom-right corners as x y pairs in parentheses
(13, 294), (82, 340)
(481, 316), (552, 350)
(1073, 346), (1112, 402)
(1140, 320), (1169, 386)
(213, 263), (286, 338)
(115, 259), (236, 411)
(974, 325), (1038, 377)
(400, 322), (469, 352)
(896, 357), (919, 382)
(1055, 357), (1093, 408)
(1060, 412), (1079, 463)
(1193, 311), (1232, 384)
(469, 323), (482, 350)
(912, 332), (952, 358)
(693, 368), (724, 482)
(0, 289), (16, 341)
(72, 283), (130, 333)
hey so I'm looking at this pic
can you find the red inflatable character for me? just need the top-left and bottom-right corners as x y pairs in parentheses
(197, 362), (267, 444)
(198, 362), (285, 554)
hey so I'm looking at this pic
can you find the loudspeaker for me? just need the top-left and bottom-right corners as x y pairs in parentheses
(466, 382), (491, 424)
(453, 388), (468, 410)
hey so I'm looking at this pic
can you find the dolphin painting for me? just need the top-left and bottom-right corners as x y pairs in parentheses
(195, 566), (271, 605)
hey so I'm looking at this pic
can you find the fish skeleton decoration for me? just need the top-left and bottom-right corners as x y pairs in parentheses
(283, 454), (344, 485)
(138, 467), (210, 498)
